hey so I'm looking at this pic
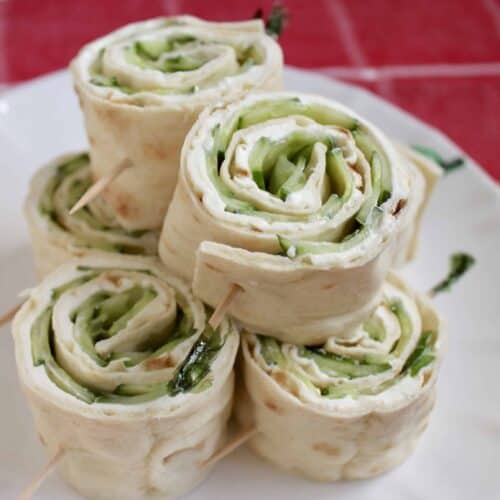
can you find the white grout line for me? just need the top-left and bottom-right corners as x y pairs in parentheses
(318, 62), (500, 81)
(481, 0), (500, 38)
(323, 0), (394, 97)
(324, 0), (367, 67)
(162, 0), (183, 16)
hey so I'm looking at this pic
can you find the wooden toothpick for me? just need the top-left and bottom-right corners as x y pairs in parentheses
(201, 427), (257, 469)
(69, 158), (132, 214)
(0, 302), (23, 327)
(18, 447), (65, 500)
(208, 284), (241, 330)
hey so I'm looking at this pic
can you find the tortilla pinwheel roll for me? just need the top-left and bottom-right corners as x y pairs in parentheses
(71, 16), (283, 230)
(160, 92), (435, 344)
(236, 273), (443, 481)
(24, 152), (159, 278)
(12, 255), (239, 500)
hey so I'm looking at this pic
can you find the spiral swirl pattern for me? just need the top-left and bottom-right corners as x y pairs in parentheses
(71, 16), (283, 230)
(14, 255), (238, 406)
(25, 153), (159, 277)
(237, 274), (443, 480)
(160, 92), (428, 342)
(73, 16), (282, 105)
(12, 255), (239, 498)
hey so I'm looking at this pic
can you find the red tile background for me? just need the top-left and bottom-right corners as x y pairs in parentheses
(0, 0), (499, 180)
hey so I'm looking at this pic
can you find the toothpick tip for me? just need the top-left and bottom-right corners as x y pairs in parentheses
(69, 158), (132, 214)
(208, 284), (241, 330)
(0, 302), (23, 327)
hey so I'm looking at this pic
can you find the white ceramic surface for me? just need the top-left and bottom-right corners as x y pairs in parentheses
(0, 67), (499, 500)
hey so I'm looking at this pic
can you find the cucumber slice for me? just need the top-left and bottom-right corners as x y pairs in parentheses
(356, 151), (382, 225)
(268, 154), (296, 195)
(326, 148), (353, 200)
(278, 207), (383, 257)
(135, 39), (167, 60)
(388, 300), (412, 358)
(249, 137), (272, 189)
(300, 347), (391, 378)
(352, 128), (392, 203)
(30, 307), (96, 403)
(258, 336), (285, 367)
(403, 330), (436, 376)
(277, 157), (306, 201)
(238, 98), (357, 130)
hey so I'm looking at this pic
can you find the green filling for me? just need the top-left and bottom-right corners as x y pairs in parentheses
(388, 300), (413, 357)
(403, 331), (436, 376)
(31, 308), (96, 404)
(277, 207), (383, 257)
(168, 326), (224, 395)
(30, 269), (224, 404)
(238, 98), (358, 130)
(69, 286), (157, 367)
(97, 325), (224, 404)
(90, 35), (260, 95)
(299, 347), (391, 379)
(125, 45), (207, 73)
(412, 145), (465, 173)
(38, 155), (155, 255)
(255, 297), (437, 400)
(258, 336), (285, 367)
(352, 128), (392, 204)
(203, 98), (395, 256)
(248, 131), (333, 193)
(356, 151), (382, 225)
(39, 153), (89, 220)
(363, 317), (386, 342)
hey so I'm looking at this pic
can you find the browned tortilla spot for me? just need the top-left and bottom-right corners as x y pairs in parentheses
(271, 371), (288, 386)
(368, 464), (387, 476)
(313, 442), (341, 457)
(114, 193), (140, 219)
(143, 142), (168, 162)
(145, 356), (175, 369)
(322, 282), (338, 290)
(422, 370), (432, 386)
(205, 263), (222, 273)
(37, 433), (46, 446)
(161, 239), (177, 255)
(264, 400), (282, 414)
(393, 198), (407, 216)
(103, 272), (122, 287)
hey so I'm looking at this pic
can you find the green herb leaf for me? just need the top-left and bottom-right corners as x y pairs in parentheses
(254, 3), (288, 39)
(431, 252), (475, 295)
(412, 145), (465, 173)
(167, 326), (223, 396)
(403, 331), (436, 376)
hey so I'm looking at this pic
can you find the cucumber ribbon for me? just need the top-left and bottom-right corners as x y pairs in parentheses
(160, 92), (431, 343)
(12, 255), (239, 499)
(236, 274), (443, 481)
(70, 16), (283, 230)
(73, 16), (283, 103)
(25, 153), (159, 276)
(14, 255), (238, 405)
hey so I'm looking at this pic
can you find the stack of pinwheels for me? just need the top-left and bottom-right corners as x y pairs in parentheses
(11, 11), (457, 500)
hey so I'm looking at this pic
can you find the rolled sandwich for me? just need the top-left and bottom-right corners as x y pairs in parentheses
(236, 273), (444, 481)
(160, 92), (438, 343)
(71, 16), (283, 230)
(24, 152), (159, 277)
(12, 255), (239, 500)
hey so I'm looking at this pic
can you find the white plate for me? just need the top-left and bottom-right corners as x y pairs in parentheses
(0, 68), (499, 500)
